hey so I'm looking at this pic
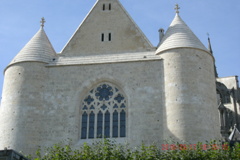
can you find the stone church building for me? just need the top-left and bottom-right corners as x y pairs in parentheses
(0, 0), (239, 155)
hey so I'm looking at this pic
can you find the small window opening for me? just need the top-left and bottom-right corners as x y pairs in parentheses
(103, 4), (105, 11)
(101, 33), (104, 42)
(109, 3), (111, 10)
(108, 33), (111, 41)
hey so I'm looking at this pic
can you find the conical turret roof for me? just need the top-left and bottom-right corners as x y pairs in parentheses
(156, 13), (208, 54)
(9, 27), (56, 66)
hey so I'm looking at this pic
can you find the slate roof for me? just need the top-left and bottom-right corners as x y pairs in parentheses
(156, 13), (208, 54)
(9, 28), (56, 66)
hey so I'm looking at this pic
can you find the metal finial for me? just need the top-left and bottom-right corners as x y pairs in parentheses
(207, 33), (212, 52)
(175, 4), (180, 14)
(40, 17), (46, 28)
(207, 33), (219, 78)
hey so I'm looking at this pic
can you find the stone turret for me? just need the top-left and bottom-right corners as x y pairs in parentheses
(0, 19), (56, 154)
(156, 6), (220, 143)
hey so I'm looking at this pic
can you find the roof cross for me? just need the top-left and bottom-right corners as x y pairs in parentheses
(175, 4), (180, 14)
(40, 17), (46, 28)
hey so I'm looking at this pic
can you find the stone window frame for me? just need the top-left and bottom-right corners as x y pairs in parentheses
(80, 82), (127, 139)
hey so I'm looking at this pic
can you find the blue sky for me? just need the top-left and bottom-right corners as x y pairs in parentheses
(0, 0), (239, 97)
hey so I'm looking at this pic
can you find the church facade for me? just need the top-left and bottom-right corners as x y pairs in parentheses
(0, 0), (239, 155)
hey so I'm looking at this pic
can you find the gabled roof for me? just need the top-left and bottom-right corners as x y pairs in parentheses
(8, 27), (56, 66)
(156, 13), (208, 54)
(61, 0), (154, 56)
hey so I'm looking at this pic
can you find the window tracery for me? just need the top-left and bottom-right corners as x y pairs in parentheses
(80, 82), (127, 139)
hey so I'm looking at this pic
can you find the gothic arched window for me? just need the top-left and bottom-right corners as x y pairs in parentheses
(80, 83), (127, 139)
(216, 82), (231, 104)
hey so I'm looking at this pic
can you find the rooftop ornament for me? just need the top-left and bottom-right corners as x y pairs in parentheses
(175, 4), (180, 14)
(40, 17), (46, 28)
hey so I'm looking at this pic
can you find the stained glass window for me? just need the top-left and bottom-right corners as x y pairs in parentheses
(97, 111), (103, 138)
(114, 94), (124, 103)
(120, 104), (126, 108)
(113, 104), (118, 108)
(95, 84), (113, 101)
(90, 105), (95, 110)
(101, 104), (107, 110)
(80, 82), (127, 139)
(83, 105), (88, 110)
(113, 110), (118, 137)
(120, 110), (126, 137)
(88, 111), (95, 139)
(105, 111), (110, 138)
(81, 112), (88, 139)
(84, 95), (94, 105)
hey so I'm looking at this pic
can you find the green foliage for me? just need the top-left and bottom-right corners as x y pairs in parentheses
(28, 140), (240, 160)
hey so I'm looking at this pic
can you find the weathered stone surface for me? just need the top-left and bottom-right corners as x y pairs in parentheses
(0, 0), (239, 156)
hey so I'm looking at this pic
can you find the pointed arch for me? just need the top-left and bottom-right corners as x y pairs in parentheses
(80, 82), (127, 139)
